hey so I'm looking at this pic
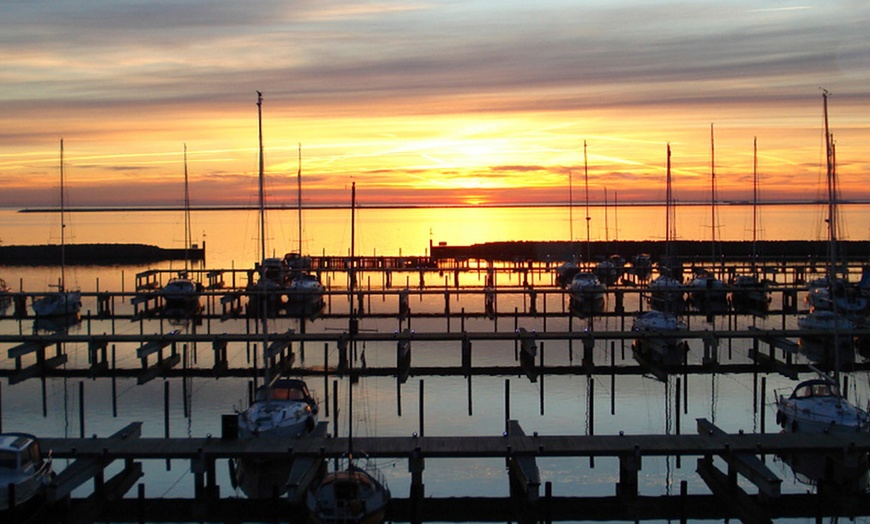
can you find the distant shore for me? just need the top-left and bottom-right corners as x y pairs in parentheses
(14, 200), (870, 213)
(0, 243), (205, 266)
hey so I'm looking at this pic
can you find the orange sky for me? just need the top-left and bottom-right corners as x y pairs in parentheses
(2, 2), (870, 208)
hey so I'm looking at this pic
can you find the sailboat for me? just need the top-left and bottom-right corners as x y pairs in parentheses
(161, 144), (201, 318)
(798, 91), (862, 366)
(285, 144), (326, 320)
(568, 142), (606, 316)
(233, 93), (319, 497)
(246, 92), (286, 318)
(775, 92), (870, 489)
(633, 144), (688, 378)
(32, 139), (82, 319)
(647, 144), (685, 314)
(729, 137), (770, 316)
(802, 123), (868, 320)
(307, 182), (390, 524)
(688, 124), (727, 316)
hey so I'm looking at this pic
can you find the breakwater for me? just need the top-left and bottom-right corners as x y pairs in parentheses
(0, 243), (206, 266)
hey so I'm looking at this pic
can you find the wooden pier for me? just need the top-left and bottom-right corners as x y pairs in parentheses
(13, 419), (870, 523)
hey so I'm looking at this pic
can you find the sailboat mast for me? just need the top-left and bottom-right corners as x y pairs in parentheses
(59, 138), (66, 292)
(710, 124), (717, 266)
(348, 181), (356, 457)
(568, 169), (573, 247)
(183, 144), (191, 272)
(298, 143), (303, 255)
(603, 187), (609, 244)
(823, 90), (837, 280)
(584, 140), (591, 262)
(752, 137), (758, 268)
(665, 143), (675, 263)
(257, 91), (266, 263)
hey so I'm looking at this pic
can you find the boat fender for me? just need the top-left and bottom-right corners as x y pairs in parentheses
(306, 416), (315, 432)
(775, 411), (783, 426)
(791, 420), (798, 432)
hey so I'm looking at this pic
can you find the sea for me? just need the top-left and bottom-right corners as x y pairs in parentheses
(1, 203), (869, 522)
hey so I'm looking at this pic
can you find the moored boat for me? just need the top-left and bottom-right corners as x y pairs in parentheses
(567, 272), (605, 316)
(0, 433), (53, 512)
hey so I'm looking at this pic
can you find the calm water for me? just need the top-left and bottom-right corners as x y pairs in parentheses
(1, 204), (869, 521)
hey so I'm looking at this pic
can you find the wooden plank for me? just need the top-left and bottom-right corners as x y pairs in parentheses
(137, 353), (182, 384)
(47, 422), (142, 503)
(286, 422), (329, 504)
(697, 456), (772, 524)
(507, 420), (540, 503)
(137, 330), (180, 359)
(9, 354), (68, 385)
(696, 418), (781, 498)
(7, 340), (47, 358)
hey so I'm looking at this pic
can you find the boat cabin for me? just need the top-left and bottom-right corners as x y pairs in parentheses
(254, 379), (318, 412)
(0, 433), (44, 474)
(789, 379), (840, 400)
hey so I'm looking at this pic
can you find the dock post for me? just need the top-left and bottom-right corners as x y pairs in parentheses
(614, 290), (624, 314)
(409, 448), (425, 524)
(332, 380), (339, 437)
(419, 379), (425, 437)
(79, 381), (85, 438)
(617, 450), (640, 498)
(610, 341), (616, 415)
(461, 336), (472, 376)
(504, 379), (510, 434)
(323, 343), (329, 417)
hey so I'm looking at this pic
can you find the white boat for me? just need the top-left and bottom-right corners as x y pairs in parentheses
(567, 272), (605, 316)
(688, 268), (727, 315)
(32, 140), (82, 319)
(238, 378), (318, 439)
(648, 273), (685, 314)
(593, 255), (623, 287)
(775, 378), (869, 434)
(729, 274), (769, 317)
(555, 261), (580, 289)
(806, 276), (868, 320)
(631, 310), (688, 371)
(307, 183), (390, 523)
(0, 433), (53, 512)
(797, 309), (855, 366)
(161, 145), (200, 318)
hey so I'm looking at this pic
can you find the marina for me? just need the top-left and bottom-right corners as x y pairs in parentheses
(3, 204), (870, 523)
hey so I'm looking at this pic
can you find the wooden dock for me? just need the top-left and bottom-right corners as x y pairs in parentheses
(23, 419), (870, 523)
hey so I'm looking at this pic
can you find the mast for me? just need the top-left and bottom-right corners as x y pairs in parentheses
(584, 140), (591, 262)
(568, 169), (573, 250)
(59, 138), (66, 292)
(823, 90), (837, 280)
(257, 91), (266, 263)
(751, 137), (758, 269)
(183, 143), (191, 273)
(348, 181), (357, 458)
(603, 187), (609, 244)
(710, 124), (717, 267)
(665, 143), (676, 258)
(297, 143), (303, 255)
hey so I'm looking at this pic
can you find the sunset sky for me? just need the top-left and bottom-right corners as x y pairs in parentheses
(2, 1), (870, 208)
